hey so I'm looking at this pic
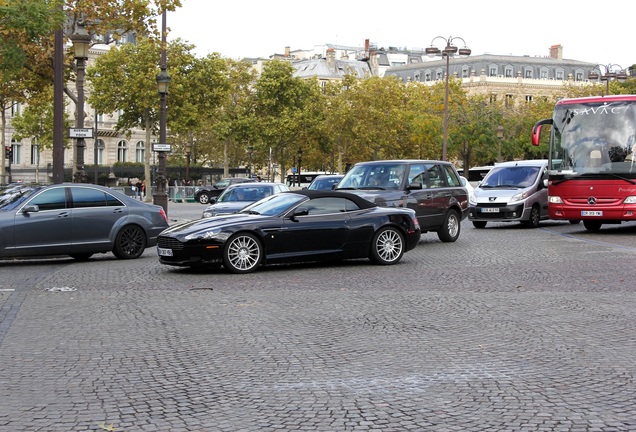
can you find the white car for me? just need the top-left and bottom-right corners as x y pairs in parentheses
(460, 176), (474, 201)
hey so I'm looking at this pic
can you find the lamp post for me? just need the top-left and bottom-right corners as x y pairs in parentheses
(70, 21), (91, 183)
(496, 125), (504, 163)
(297, 148), (303, 186)
(153, 9), (170, 215)
(588, 64), (628, 96)
(247, 145), (254, 177)
(425, 36), (471, 161)
(185, 142), (191, 183)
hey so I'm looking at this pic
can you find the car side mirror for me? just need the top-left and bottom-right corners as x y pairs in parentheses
(407, 181), (422, 190)
(542, 178), (548, 188)
(292, 207), (309, 218)
(22, 204), (39, 214)
(209, 197), (217, 204)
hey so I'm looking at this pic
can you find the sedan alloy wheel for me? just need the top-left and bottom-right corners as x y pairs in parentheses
(223, 233), (263, 274)
(370, 227), (404, 265)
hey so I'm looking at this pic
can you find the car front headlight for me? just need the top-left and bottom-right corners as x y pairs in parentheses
(468, 193), (477, 206)
(510, 190), (529, 203)
(202, 210), (216, 218)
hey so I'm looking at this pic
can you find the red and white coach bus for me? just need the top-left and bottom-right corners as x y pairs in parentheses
(532, 95), (636, 231)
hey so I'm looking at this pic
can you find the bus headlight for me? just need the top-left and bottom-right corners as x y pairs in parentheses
(623, 196), (636, 204)
(548, 196), (563, 204)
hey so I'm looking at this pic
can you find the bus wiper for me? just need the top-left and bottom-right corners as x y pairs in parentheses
(604, 173), (636, 184)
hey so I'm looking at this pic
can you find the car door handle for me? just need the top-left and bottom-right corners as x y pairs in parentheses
(57, 212), (70, 218)
(112, 208), (124, 214)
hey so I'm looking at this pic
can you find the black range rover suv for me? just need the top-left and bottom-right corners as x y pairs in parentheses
(335, 160), (468, 242)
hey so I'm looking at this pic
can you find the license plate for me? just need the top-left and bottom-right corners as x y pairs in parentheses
(481, 208), (500, 213)
(158, 247), (173, 257)
(581, 211), (603, 217)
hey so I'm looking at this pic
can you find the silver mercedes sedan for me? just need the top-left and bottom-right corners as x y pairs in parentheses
(0, 183), (169, 260)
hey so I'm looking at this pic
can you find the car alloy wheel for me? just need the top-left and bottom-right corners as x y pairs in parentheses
(223, 233), (263, 274)
(370, 227), (404, 265)
(113, 225), (146, 259)
(198, 193), (210, 204)
(437, 209), (460, 242)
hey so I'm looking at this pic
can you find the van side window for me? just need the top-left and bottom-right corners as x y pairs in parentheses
(442, 165), (461, 187)
(407, 164), (425, 185)
(425, 164), (444, 188)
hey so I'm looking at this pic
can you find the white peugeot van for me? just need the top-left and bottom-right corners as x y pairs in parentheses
(468, 160), (549, 228)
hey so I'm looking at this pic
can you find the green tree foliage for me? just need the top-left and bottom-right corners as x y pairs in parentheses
(87, 37), (196, 185)
(11, 85), (71, 149)
(253, 60), (316, 182)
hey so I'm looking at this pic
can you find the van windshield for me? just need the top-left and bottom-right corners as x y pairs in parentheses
(480, 166), (540, 189)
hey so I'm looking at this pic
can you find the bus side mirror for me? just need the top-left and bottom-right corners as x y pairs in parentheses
(532, 119), (552, 146)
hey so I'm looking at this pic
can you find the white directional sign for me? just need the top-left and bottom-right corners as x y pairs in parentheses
(68, 128), (94, 138)
(153, 143), (172, 152)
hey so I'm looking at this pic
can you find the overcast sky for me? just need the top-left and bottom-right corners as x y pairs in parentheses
(167, 0), (633, 70)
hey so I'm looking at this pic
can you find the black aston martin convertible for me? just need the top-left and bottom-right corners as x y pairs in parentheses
(157, 190), (421, 273)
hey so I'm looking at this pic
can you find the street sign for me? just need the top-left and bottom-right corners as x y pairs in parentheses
(153, 143), (172, 152)
(68, 128), (94, 138)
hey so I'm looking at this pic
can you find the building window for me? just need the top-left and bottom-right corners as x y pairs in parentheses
(462, 67), (469, 78)
(10, 102), (21, 117)
(575, 71), (584, 81)
(425, 72), (432, 82)
(504, 67), (513, 78)
(435, 69), (443, 80)
(525, 95), (533, 103)
(505, 94), (514, 107)
(9, 139), (20, 164)
(96, 139), (105, 165)
(489, 94), (498, 103)
(97, 113), (104, 123)
(135, 141), (145, 163)
(30, 143), (40, 165)
(117, 140), (128, 162)
(556, 69), (565, 80)
(525, 69), (533, 78)
(540, 69), (548, 79)
(489, 67), (497, 77)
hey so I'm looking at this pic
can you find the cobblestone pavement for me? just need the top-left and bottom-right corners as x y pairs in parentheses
(1, 204), (635, 431)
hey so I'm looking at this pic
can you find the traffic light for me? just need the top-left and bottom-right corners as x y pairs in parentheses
(4, 146), (11, 160)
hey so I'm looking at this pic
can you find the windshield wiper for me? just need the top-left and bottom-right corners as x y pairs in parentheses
(552, 172), (636, 185)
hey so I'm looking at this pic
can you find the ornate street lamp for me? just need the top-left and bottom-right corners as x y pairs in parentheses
(153, 9), (170, 215)
(496, 125), (504, 163)
(588, 64), (628, 96)
(70, 21), (91, 183)
(425, 36), (471, 161)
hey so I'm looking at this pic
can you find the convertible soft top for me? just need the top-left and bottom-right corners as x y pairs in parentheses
(282, 189), (377, 209)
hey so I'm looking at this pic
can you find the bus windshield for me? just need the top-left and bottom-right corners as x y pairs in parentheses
(550, 100), (636, 175)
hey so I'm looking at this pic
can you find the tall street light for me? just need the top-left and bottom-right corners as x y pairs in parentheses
(588, 64), (628, 96)
(185, 142), (191, 183)
(70, 21), (91, 183)
(425, 36), (471, 161)
(496, 125), (504, 163)
(153, 9), (170, 215)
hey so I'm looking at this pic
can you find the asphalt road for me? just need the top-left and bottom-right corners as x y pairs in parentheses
(1, 202), (635, 431)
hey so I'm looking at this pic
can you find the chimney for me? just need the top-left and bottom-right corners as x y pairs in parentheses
(284, 46), (290, 57)
(549, 44), (563, 60)
(327, 47), (336, 70)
